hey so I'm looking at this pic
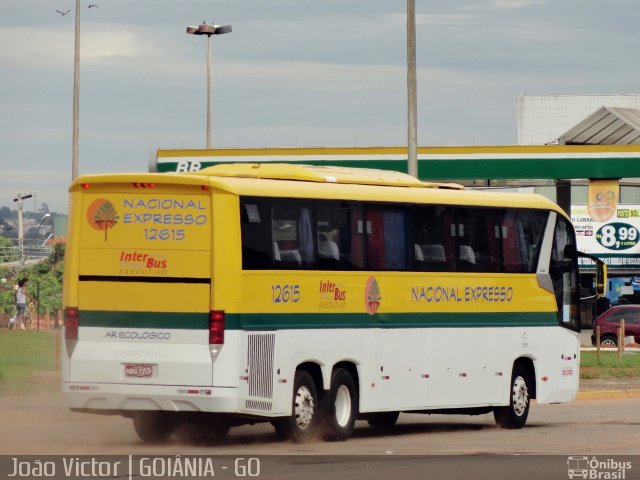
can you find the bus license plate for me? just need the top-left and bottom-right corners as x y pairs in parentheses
(124, 364), (154, 378)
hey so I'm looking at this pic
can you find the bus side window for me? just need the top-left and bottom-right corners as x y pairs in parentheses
(366, 205), (408, 271)
(502, 210), (546, 273)
(350, 204), (365, 269)
(272, 203), (315, 269)
(241, 198), (272, 269)
(454, 207), (501, 273)
(413, 205), (454, 272)
(316, 202), (363, 270)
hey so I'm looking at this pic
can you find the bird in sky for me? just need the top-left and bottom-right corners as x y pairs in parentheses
(88, 4), (99, 8)
(55, 9), (71, 15)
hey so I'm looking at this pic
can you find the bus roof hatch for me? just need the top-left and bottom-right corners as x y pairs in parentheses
(194, 163), (463, 189)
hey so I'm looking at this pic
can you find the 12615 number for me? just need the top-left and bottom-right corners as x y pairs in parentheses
(144, 228), (185, 241)
(272, 284), (300, 303)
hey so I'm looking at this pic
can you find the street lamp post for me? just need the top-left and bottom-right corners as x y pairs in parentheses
(186, 22), (232, 149)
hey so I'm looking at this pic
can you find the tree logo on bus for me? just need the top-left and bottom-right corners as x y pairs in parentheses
(365, 276), (382, 315)
(87, 199), (120, 241)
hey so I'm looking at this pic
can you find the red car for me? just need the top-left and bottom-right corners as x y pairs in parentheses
(591, 305), (640, 347)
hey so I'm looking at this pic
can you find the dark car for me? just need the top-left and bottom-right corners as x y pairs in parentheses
(591, 305), (640, 347)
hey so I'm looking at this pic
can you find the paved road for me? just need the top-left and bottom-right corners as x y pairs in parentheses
(1, 389), (639, 480)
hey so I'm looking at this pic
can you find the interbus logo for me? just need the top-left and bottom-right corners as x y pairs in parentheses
(119, 251), (168, 270)
(365, 276), (382, 315)
(87, 199), (119, 241)
(319, 280), (347, 309)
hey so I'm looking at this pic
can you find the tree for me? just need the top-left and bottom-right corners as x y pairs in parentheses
(0, 206), (12, 220)
(0, 236), (17, 263)
(0, 289), (16, 316)
(0, 241), (66, 327)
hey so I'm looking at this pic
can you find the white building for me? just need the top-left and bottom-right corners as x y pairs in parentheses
(517, 94), (640, 145)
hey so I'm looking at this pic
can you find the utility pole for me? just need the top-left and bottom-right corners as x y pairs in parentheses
(72, 0), (81, 179)
(13, 193), (33, 266)
(407, 0), (418, 178)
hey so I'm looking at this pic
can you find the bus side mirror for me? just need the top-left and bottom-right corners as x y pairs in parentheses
(595, 262), (607, 297)
(576, 250), (607, 298)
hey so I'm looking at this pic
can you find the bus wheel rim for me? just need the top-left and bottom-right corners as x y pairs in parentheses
(335, 385), (352, 427)
(294, 386), (315, 430)
(512, 376), (528, 416)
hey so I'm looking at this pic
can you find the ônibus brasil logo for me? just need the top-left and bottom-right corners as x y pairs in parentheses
(365, 276), (382, 315)
(87, 199), (119, 241)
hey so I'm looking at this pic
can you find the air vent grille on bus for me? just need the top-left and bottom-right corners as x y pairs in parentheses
(247, 333), (275, 400)
(244, 400), (273, 412)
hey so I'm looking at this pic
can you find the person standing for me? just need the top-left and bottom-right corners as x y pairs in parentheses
(15, 278), (34, 330)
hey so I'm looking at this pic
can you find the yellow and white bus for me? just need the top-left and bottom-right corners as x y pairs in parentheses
(62, 164), (604, 443)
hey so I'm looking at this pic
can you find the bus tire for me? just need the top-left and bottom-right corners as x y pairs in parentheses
(365, 411), (399, 433)
(324, 368), (357, 441)
(132, 411), (174, 443)
(274, 369), (323, 443)
(493, 363), (531, 429)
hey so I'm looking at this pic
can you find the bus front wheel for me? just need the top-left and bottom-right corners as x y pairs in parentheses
(273, 370), (323, 442)
(132, 411), (174, 443)
(324, 368), (358, 441)
(493, 363), (531, 429)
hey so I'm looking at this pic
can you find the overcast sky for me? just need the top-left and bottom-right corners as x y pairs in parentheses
(1, 0), (639, 213)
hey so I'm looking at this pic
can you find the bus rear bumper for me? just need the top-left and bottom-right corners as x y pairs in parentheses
(63, 382), (239, 414)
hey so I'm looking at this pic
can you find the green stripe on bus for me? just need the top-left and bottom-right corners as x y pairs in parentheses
(79, 310), (558, 330)
(231, 312), (557, 330)
(79, 311), (209, 329)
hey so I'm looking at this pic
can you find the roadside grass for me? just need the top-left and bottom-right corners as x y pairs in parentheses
(0, 330), (58, 395)
(580, 350), (640, 379)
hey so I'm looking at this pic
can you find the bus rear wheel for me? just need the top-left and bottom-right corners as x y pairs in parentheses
(494, 363), (531, 429)
(132, 411), (174, 443)
(324, 368), (358, 441)
(273, 370), (323, 442)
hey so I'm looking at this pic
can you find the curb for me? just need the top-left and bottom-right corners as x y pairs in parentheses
(576, 389), (640, 401)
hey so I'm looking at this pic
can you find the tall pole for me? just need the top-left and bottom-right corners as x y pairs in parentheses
(207, 35), (212, 149)
(407, 0), (418, 178)
(17, 196), (24, 266)
(72, 0), (81, 180)
(186, 22), (232, 150)
(14, 193), (33, 266)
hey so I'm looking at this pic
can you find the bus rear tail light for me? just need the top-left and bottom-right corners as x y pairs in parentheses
(208, 310), (225, 363)
(209, 310), (225, 345)
(64, 307), (79, 357)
